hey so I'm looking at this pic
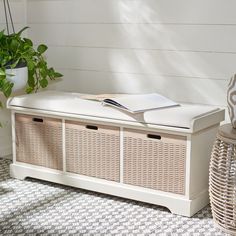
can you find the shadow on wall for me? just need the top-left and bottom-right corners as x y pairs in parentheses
(108, 1), (228, 104)
(42, 0), (229, 106)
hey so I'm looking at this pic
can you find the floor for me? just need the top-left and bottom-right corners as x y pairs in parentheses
(0, 158), (228, 235)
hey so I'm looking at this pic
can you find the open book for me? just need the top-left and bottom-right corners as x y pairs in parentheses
(80, 93), (179, 113)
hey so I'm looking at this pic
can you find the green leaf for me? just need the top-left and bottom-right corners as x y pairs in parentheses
(26, 86), (34, 94)
(0, 30), (4, 40)
(37, 44), (48, 54)
(23, 38), (33, 46)
(53, 72), (63, 78)
(40, 68), (47, 79)
(47, 67), (55, 77)
(0, 76), (6, 81)
(39, 78), (48, 88)
(27, 74), (35, 88)
(10, 59), (20, 69)
(16, 26), (29, 36)
(10, 39), (19, 52)
(37, 60), (47, 68)
(0, 68), (5, 76)
(27, 59), (35, 71)
(1, 80), (13, 97)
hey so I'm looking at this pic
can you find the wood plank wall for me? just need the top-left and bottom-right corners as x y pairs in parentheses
(0, 0), (26, 33)
(2, 0), (235, 111)
(26, 0), (235, 113)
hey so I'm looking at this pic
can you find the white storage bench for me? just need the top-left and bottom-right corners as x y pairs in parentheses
(7, 91), (225, 217)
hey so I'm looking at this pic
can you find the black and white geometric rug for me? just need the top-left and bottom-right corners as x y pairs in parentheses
(0, 158), (227, 235)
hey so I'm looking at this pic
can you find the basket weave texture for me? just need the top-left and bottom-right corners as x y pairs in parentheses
(15, 114), (63, 170)
(123, 128), (186, 195)
(66, 121), (120, 182)
(15, 113), (188, 195)
(209, 124), (236, 235)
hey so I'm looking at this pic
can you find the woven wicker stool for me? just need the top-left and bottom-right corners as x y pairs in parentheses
(209, 123), (236, 234)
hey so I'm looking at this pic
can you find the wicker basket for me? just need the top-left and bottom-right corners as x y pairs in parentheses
(15, 114), (63, 170)
(123, 128), (186, 195)
(209, 124), (236, 234)
(65, 121), (120, 182)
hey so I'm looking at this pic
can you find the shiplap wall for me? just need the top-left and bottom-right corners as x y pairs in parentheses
(0, 0), (26, 157)
(0, 0), (26, 33)
(26, 0), (235, 110)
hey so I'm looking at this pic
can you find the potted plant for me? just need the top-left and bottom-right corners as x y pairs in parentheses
(0, 27), (63, 110)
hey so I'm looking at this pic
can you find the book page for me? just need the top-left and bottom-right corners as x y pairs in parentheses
(103, 93), (179, 113)
(80, 94), (127, 102)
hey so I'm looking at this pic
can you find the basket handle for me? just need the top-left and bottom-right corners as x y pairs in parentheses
(32, 118), (44, 123)
(147, 134), (161, 140)
(86, 125), (98, 130)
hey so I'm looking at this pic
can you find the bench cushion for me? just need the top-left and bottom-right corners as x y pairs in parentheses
(8, 91), (220, 129)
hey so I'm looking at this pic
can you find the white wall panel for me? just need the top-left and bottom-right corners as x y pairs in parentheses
(26, 0), (234, 116)
(28, 24), (236, 53)
(0, 0), (25, 24)
(48, 69), (228, 106)
(27, 0), (236, 24)
(45, 46), (234, 79)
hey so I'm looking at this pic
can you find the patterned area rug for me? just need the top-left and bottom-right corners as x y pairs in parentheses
(0, 158), (227, 235)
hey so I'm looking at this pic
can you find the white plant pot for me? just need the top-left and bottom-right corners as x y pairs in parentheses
(6, 66), (28, 92)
